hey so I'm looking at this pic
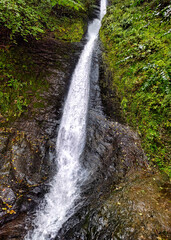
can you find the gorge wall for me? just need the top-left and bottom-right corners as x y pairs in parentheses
(0, 0), (170, 239)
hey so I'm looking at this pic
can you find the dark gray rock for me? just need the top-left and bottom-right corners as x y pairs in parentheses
(58, 171), (170, 240)
(0, 31), (170, 240)
(0, 38), (82, 233)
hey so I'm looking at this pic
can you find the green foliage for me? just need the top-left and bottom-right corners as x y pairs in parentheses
(0, 0), (93, 123)
(0, 0), (86, 41)
(0, 0), (50, 40)
(100, 0), (171, 175)
(0, 0), (88, 122)
(134, 0), (145, 6)
(51, 0), (85, 10)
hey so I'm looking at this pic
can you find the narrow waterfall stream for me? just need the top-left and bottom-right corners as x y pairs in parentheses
(25, 1), (107, 239)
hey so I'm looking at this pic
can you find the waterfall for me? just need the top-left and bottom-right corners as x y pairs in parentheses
(25, 1), (107, 239)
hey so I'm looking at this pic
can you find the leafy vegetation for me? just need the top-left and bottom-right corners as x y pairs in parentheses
(0, 0), (87, 41)
(100, 0), (171, 175)
(0, 0), (94, 123)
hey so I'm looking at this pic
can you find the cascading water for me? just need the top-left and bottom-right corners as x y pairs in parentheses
(25, 1), (107, 239)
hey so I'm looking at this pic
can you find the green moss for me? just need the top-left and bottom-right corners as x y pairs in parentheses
(0, 1), (91, 124)
(0, 47), (49, 123)
(52, 17), (85, 42)
(100, 0), (171, 175)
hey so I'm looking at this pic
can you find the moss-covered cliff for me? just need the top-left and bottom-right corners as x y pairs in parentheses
(0, 0), (98, 125)
(100, 0), (171, 176)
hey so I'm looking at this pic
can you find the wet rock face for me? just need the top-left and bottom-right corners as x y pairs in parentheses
(56, 48), (170, 239)
(0, 213), (27, 240)
(99, 60), (125, 124)
(82, 110), (146, 197)
(11, 136), (40, 184)
(0, 38), (82, 235)
(56, 112), (170, 240)
(0, 37), (170, 240)
(62, 172), (171, 240)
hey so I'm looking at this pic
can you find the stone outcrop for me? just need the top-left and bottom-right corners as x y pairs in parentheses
(0, 37), (82, 238)
(0, 36), (170, 240)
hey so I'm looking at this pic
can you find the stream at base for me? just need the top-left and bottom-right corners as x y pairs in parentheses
(25, 1), (107, 239)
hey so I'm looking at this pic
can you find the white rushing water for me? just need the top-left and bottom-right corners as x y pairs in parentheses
(25, 1), (107, 239)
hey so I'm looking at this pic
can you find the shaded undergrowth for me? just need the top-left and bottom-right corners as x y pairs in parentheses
(100, 0), (171, 175)
(0, 0), (98, 125)
(0, 46), (49, 123)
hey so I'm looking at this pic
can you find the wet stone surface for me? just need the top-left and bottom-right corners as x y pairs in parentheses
(56, 46), (170, 239)
(56, 112), (171, 240)
(0, 38), (170, 240)
(0, 37), (82, 238)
